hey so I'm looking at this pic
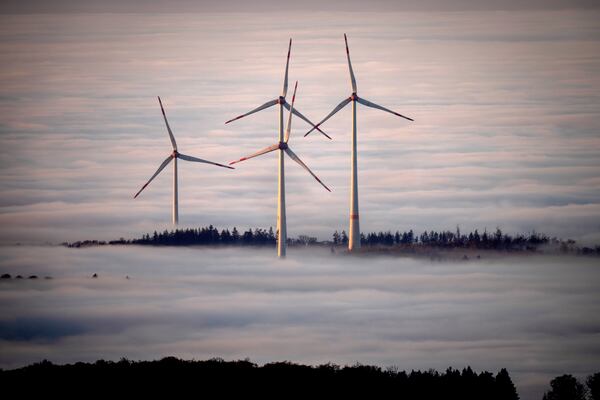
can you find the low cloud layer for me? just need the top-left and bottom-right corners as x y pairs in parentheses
(1, 246), (599, 400)
(1, 11), (599, 244)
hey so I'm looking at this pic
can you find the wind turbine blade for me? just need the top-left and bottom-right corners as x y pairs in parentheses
(133, 155), (174, 198)
(284, 147), (331, 192)
(284, 81), (298, 143)
(178, 152), (234, 169)
(344, 34), (357, 93)
(158, 96), (177, 150)
(356, 97), (414, 121)
(229, 143), (279, 165)
(283, 103), (332, 140)
(225, 99), (278, 124)
(304, 97), (351, 137)
(281, 38), (292, 97)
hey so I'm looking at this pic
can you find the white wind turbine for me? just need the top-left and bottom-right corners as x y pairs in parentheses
(225, 38), (330, 140)
(305, 34), (413, 251)
(134, 96), (233, 225)
(229, 82), (331, 258)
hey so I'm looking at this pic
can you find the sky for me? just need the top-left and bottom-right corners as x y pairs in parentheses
(2, 0), (600, 13)
(1, 246), (599, 400)
(1, 3), (600, 245)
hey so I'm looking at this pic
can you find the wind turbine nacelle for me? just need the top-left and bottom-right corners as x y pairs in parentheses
(277, 96), (286, 104)
(278, 142), (288, 150)
(350, 93), (358, 101)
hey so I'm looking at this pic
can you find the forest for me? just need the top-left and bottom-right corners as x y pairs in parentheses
(2, 357), (598, 399)
(63, 225), (600, 255)
(0, 357), (519, 399)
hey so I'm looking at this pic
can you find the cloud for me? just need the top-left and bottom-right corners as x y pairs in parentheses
(0, 245), (599, 400)
(2, 1), (600, 14)
(1, 11), (600, 244)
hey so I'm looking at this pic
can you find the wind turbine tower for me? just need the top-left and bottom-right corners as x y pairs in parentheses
(230, 82), (331, 257)
(305, 34), (414, 251)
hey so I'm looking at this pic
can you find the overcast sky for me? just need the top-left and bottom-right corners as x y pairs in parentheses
(2, 0), (600, 13)
(0, 6), (599, 244)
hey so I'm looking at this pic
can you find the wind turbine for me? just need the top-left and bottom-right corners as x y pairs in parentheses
(229, 82), (331, 258)
(134, 96), (233, 225)
(305, 34), (413, 252)
(225, 38), (331, 141)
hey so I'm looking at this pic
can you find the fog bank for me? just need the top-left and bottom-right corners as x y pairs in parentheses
(0, 246), (598, 399)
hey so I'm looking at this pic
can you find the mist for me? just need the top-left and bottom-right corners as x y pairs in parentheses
(0, 245), (598, 399)
(1, 10), (600, 245)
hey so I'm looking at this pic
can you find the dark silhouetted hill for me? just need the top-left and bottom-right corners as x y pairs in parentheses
(0, 357), (520, 399)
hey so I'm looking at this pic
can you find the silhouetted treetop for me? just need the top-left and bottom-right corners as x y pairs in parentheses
(0, 357), (522, 400)
(543, 374), (587, 400)
(61, 225), (600, 256)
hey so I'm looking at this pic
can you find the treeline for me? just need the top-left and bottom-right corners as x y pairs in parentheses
(3, 357), (599, 399)
(0, 357), (519, 399)
(346, 227), (600, 254)
(543, 372), (600, 400)
(62, 225), (600, 255)
(333, 227), (553, 251)
(132, 226), (277, 246)
(64, 226), (277, 248)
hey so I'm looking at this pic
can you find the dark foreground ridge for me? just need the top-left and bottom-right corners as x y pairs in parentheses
(62, 225), (600, 256)
(0, 357), (520, 399)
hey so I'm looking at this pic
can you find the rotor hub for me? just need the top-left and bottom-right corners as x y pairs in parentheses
(278, 142), (288, 150)
(172, 150), (178, 157)
(278, 96), (285, 104)
(350, 93), (358, 101)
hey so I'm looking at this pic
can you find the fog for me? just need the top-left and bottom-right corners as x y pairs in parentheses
(0, 245), (598, 399)
(1, 11), (600, 245)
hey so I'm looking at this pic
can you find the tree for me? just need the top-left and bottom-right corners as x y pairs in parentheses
(220, 229), (231, 244)
(543, 374), (586, 400)
(400, 231), (408, 244)
(384, 231), (394, 246)
(332, 231), (340, 245)
(494, 227), (503, 248)
(473, 229), (480, 245)
(232, 227), (240, 243)
(242, 229), (254, 245)
(208, 225), (219, 243)
(482, 229), (489, 247)
(588, 372), (600, 400)
(340, 231), (348, 245)
(268, 227), (275, 243)
(495, 368), (519, 400)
